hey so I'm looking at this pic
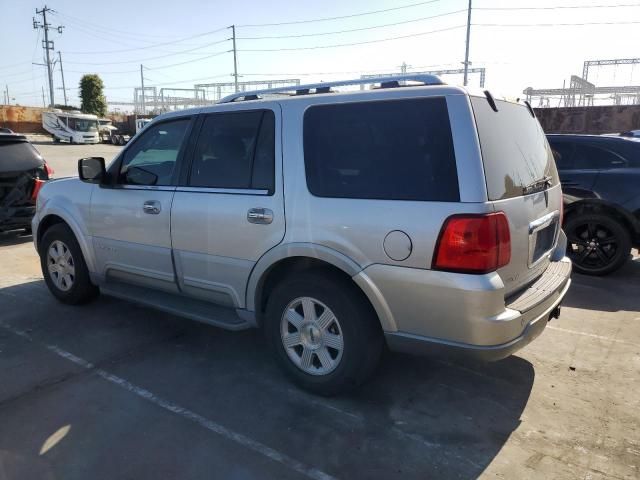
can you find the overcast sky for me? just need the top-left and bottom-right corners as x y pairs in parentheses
(1, 0), (639, 109)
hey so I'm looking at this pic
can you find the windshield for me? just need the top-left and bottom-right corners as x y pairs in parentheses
(67, 117), (98, 132)
(471, 97), (559, 200)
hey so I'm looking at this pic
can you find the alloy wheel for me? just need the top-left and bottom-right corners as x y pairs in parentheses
(47, 240), (75, 291)
(567, 222), (619, 271)
(280, 296), (344, 376)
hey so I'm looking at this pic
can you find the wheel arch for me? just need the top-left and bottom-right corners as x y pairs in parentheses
(564, 199), (639, 238)
(36, 210), (96, 273)
(246, 243), (394, 331)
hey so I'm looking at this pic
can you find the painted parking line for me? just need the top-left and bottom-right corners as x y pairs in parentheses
(547, 325), (640, 348)
(0, 321), (337, 480)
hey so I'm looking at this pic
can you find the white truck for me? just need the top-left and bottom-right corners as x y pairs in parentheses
(42, 110), (100, 144)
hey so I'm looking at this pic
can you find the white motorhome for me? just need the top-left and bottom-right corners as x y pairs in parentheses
(42, 110), (100, 144)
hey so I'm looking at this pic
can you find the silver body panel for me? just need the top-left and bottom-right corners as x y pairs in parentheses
(90, 185), (178, 292)
(32, 82), (572, 360)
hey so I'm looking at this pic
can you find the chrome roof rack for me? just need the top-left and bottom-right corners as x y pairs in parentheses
(218, 74), (445, 103)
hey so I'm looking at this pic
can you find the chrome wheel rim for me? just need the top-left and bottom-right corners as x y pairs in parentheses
(280, 297), (344, 376)
(47, 240), (75, 292)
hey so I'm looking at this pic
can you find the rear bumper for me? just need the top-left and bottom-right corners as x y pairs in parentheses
(0, 205), (35, 231)
(385, 275), (570, 361)
(355, 255), (572, 361)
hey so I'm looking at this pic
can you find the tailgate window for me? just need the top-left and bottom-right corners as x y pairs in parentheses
(0, 141), (43, 172)
(304, 97), (459, 201)
(471, 97), (559, 200)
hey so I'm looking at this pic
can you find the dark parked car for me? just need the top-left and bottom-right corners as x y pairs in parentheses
(0, 133), (53, 233)
(547, 134), (640, 275)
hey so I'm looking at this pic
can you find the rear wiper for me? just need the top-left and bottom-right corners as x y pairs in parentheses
(523, 175), (552, 195)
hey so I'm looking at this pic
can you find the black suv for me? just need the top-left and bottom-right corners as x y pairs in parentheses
(547, 134), (640, 275)
(0, 133), (53, 233)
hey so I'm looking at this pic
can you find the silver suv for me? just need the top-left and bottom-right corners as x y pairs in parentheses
(33, 75), (571, 395)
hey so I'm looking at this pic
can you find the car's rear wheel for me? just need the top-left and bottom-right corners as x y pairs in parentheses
(40, 223), (99, 304)
(564, 213), (631, 276)
(264, 270), (383, 395)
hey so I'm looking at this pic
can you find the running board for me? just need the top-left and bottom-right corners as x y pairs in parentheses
(101, 281), (251, 331)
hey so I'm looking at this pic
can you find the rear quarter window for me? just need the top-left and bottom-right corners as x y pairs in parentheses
(471, 97), (559, 200)
(303, 97), (459, 201)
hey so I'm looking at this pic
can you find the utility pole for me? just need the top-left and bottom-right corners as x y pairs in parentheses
(33, 6), (63, 107)
(140, 64), (145, 115)
(58, 51), (67, 106)
(4, 85), (8, 105)
(463, 0), (472, 86)
(42, 86), (46, 108)
(231, 25), (239, 93)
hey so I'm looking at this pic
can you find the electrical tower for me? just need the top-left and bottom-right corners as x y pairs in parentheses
(33, 6), (63, 108)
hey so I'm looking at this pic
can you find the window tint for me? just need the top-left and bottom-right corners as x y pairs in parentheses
(119, 118), (189, 186)
(303, 98), (459, 201)
(471, 97), (559, 200)
(189, 110), (275, 191)
(573, 144), (627, 169)
(0, 141), (42, 171)
(549, 141), (575, 170)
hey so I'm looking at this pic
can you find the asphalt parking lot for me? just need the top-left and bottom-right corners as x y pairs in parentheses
(1, 142), (639, 479)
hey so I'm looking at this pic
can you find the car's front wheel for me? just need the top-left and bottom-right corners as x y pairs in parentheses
(40, 223), (99, 304)
(265, 270), (383, 395)
(564, 213), (631, 275)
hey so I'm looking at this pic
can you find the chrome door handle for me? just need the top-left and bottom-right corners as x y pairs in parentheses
(247, 208), (273, 224)
(143, 200), (161, 215)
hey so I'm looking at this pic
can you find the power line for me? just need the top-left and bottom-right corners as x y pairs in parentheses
(476, 2), (640, 11)
(51, 10), (191, 41)
(0, 61), (32, 71)
(239, 25), (465, 52)
(63, 26), (229, 55)
(103, 73), (231, 91)
(238, 63), (453, 77)
(63, 40), (231, 65)
(237, 0), (444, 27)
(144, 50), (230, 70)
(474, 20), (640, 27)
(237, 10), (465, 39)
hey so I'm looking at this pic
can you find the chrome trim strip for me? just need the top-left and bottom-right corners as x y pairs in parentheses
(528, 210), (561, 267)
(175, 186), (270, 195)
(119, 185), (176, 192)
(529, 210), (559, 234)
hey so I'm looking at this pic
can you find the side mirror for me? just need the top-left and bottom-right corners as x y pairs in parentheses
(78, 157), (106, 184)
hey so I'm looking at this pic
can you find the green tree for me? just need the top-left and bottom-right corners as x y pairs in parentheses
(79, 74), (107, 117)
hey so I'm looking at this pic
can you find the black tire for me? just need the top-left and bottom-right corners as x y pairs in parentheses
(39, 223), (99, 304)
(264, 270), (383, 396)
(564, 212), (631, 276)
(118, 136), (126, 146)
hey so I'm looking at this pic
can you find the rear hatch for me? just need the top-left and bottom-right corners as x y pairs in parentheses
(0, 136), (48, 221)
(471, 96), (562, 295)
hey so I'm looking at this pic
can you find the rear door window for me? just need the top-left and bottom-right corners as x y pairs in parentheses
(189, 110), (275, 192)
(471, 97), (559, 200)
(573, 144), (627, 169)
(303, 97), (459, 201)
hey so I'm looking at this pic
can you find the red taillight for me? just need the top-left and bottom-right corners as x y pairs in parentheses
(44, 162), (54, 177)
(31, 179), (45, 200)
(433, 212), (511, 274)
